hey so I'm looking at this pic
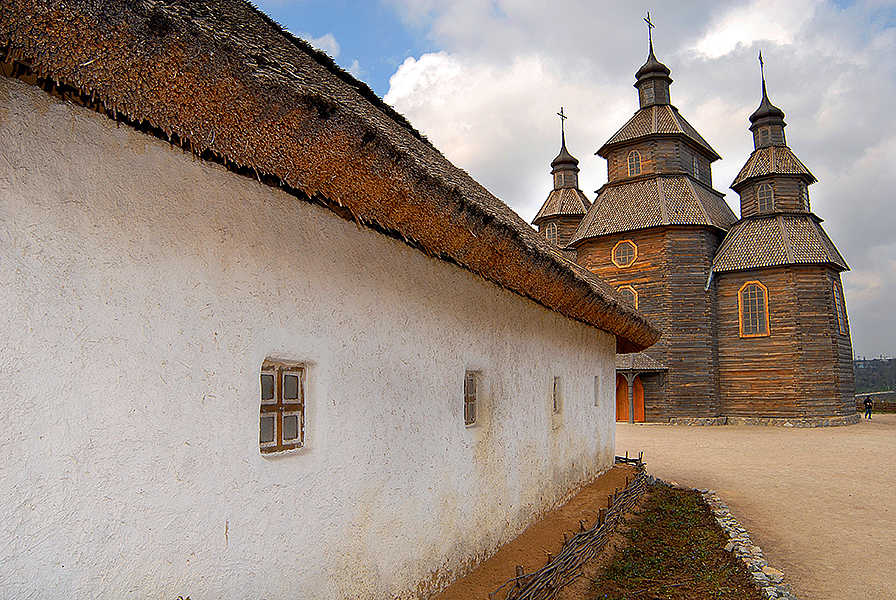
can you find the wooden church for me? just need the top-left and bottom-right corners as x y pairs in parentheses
(535, 40), (856, 424)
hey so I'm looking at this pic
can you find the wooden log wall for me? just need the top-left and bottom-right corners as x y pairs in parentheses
(606, 139), (713, 187)
(739, 176), (809, 216)
(576, 225), (725, 421)
(716, 265), (855, 417)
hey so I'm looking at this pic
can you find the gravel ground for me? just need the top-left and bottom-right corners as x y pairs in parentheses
(616, 413), (896, 600)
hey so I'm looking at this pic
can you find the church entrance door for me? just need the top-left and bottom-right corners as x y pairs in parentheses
(616, 374), (645, 422)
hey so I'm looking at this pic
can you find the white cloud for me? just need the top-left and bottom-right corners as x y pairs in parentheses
(299, 32), (341, 58)
(693, 0), (821, 58)
(382, 0), (896, 357)
(386, 51), (631, 217)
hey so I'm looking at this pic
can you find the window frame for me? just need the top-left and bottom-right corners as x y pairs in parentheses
(552, 376), (561, 414)
(260, 360), (306, 454)
(544, 222), (558, 245)
(464, 371), (478, 427)
(833, 282), (848, 336)
(612, 240), (638, 268)
(627, 150), (642, 177)
(692, 154), (700, 180)
(757, 183), (774, 213)
(738, 281), (770, 338)
(617, 285), (638, 309)
(759, 127), (771, 146)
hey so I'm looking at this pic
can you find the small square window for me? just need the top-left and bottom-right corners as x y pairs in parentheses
(464, 372), (477, 426)
(260, 360), (305, 453)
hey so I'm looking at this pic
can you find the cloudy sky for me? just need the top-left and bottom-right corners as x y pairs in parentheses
(256, 0), (895, 359)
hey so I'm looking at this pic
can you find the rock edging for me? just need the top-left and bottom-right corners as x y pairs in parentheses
(670, 413), (861, 427)
(700, 489), (797, 600)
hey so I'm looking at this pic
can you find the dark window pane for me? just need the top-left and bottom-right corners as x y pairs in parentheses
(261, 374), (275, 400)
(283, 374), (299, 399)
(283, 415), (298, 440)
(260, 415), (275, 443)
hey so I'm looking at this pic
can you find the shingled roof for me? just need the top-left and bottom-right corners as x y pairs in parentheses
(569, 176), (737, 243)
(0, 0), (660, 353)
(533, 188), (591, 224)
(713, 214), (848, 272)
(598, 104), (721, 160)
(731, 145), (816, 190)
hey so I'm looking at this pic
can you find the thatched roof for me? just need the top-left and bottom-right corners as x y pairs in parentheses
(0, 0), (660, 353)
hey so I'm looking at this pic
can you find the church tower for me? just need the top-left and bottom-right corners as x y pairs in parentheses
(713, 57), (855, 419)
(533, 110), (591, 248)
(569, 24), (736, 422)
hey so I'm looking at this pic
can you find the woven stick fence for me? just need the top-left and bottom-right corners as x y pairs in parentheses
(489, 454), (649, 600)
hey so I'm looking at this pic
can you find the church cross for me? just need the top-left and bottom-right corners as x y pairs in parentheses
(644, 12), (655, 45)
(557, 107), (567, 138)
(759, 50), (766, 82)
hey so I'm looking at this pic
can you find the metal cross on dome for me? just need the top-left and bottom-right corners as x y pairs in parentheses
(759, 50), (766, 82)
(644, 12), (655, 44)
(557, 107), (567, 137)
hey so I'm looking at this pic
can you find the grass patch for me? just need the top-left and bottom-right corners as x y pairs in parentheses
(590, 486), (764, 600)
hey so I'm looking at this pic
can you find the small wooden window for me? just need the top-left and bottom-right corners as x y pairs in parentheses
(759, 127), (771, 146)
(552, 377), (561, 414)
(544, 222), (558, 245)
(757, 183), (774, 213)
(260, 360), (305, 453)
(833, 282), (847, 335)
(739, 281), (769, 337)
(617, 285), (638, 309)
(692, 154), (700, 180)
(464, 372), (477, 426)
(800, 184), (809, 210)
(627, 150), (642, 177)
(612, 240), (637, 268)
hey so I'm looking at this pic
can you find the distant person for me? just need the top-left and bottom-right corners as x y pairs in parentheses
(863, 396), (873, 419)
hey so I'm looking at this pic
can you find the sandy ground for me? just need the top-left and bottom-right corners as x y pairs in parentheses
(616, 414), (896, 600)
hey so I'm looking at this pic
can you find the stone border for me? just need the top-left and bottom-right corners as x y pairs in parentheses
(699, 489), (797, 600)
(669, 413), (861, 427)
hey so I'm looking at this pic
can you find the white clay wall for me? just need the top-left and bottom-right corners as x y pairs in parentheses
(0, 77), (616, 600)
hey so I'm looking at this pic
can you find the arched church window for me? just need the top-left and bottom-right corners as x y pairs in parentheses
(627, 150), (642, 177)
(544, 222), (558, 245)
(739, 281), (769, 337)
(612, 240), (637, 268)
(757, 184), (774, 213)
(617, 285), (638, 309)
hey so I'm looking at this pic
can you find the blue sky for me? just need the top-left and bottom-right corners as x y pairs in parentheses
(256, 0), (896, 359)
(257, 1), (429, 95)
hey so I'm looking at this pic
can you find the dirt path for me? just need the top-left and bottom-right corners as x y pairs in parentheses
(431, 463), (636, 600)
(616, 415), (896, 600)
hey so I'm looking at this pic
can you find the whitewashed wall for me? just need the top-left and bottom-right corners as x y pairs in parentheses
(0, 77), (616, 600)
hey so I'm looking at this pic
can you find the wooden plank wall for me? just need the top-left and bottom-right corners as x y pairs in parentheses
(716, 265), (855, 417)
(576, 225), (724, 421)
(606, 139), (712, 186)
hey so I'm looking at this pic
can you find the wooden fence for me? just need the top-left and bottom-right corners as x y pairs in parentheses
(490, 454), (649, 600)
